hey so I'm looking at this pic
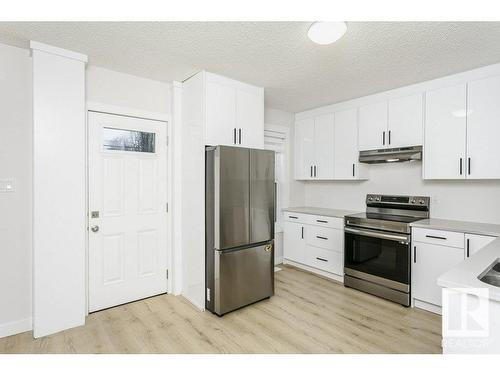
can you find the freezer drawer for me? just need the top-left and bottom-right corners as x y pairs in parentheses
(213, 242), (274, 315)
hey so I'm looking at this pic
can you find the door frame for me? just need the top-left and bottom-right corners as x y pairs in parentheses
(85, 101), (173, 315)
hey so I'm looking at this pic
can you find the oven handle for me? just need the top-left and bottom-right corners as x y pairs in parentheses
(344, 227), (410, 242)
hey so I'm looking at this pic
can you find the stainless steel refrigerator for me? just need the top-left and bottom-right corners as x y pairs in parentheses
(205, 145), (275, 315)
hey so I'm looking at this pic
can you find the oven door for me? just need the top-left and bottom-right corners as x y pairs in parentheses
(344, 226), (410, 290)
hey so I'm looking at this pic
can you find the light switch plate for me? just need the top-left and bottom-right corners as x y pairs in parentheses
(0, 179), (15, 193)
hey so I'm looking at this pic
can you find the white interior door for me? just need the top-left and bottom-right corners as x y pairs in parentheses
(88, 112), (168, 312)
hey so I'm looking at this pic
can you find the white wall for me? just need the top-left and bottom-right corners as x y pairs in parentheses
(86, 66), (171, 113)
(304, 161), (500, 224)
(265, 108), (305, 207)
(0, 43), (33, 338)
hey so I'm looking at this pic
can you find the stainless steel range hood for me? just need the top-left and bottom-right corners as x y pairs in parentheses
(359, 145), (422, 164)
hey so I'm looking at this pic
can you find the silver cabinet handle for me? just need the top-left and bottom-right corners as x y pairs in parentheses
(316, 257), (328, 262)
(414, 246), (417, 263)
(238, 128), (241, 144)
(316, 236), (328, 240)
(467, 238), (470, 258)
(352, 163), (355, 177)
(316, 219), (328, 223)
(288, 215), (298, 219)
(310, 165), (313, 177)
(468, 157), (471, 175)
(344, 227), (410, 242)
(91, 225), (99, 233)
(301, 226), (304, 239)
(459, 158), (463, 175)
(314, 165), (317, 177)
(233, 128), (236, 144)
(388, 130), (391, 145)
(383, 131), (386, 146)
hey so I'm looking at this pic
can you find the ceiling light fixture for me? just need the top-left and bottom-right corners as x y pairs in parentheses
(308, 22), (347, 45)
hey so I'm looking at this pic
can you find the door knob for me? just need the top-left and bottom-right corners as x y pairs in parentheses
(91, 225), (99, 233)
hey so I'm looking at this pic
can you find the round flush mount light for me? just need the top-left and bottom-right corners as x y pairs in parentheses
(308, 22), (347, 45)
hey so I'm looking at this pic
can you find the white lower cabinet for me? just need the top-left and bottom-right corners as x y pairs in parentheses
(412, 227), (497, 313)
(283, 212), (344, 278)
(412, 240), (464, 308)
(283, 220), (305, 264)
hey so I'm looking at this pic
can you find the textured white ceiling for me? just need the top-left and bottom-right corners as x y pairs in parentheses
(1, 22), (500, 112)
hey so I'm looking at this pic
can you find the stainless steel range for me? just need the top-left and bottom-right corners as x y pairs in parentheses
(344, 194), (430, 306)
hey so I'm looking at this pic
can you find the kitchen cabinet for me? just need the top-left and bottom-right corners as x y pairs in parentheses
(424, 84), (467, 179)
(358, 101), (388, 151)
(466, 76), (500, 179)
(334, 108), (368, 180)
(465, 233), (496, 258)
(283, 220), (306, 264)
(191, 71), (264, 149)
(412, 241), (464, 308)
(358, 94), (423, 151)
(294, 118), (315, 179)
(283, 211), (344, 278)
(412, 227), (497, 312)
(387, 94), (423, 148)
(294, 114), (334, 180)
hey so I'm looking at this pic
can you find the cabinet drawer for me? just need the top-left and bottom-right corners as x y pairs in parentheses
(306, 215), (343, 229)
(306, 226), (343, 251)
(412, 228), (464, 248)
(305, 246), (343, 275)
(283, 212), (307, 224)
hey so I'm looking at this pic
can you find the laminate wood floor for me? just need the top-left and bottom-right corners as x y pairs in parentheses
(0, 265), (442, 354)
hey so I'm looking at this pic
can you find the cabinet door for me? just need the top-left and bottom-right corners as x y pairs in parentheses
(313, 113), (335, 179)
(424, 84), (467, 179)
(465, 233), (496, 258)
(334, 108), (359, 180)
(388, 93), (423, 148)
(236, 88), (264, 149)
(294, 118), (315, 180)
(466, 76), (500, 179)
(283, 221), (305, 264)
(205, 81), (237, 146)
(412, 242), (464, 306)
(358, 101), (388, 151)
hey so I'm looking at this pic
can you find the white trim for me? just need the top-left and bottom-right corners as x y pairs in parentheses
(296, 62), (500, 120)
(86, 102), (170, 123)
(30, 41), (88, 63)
(275, 256), (284, 265)
(283, 259), (344, 283)
(414, 299), (442, 315)
(0, 318), (32, 339)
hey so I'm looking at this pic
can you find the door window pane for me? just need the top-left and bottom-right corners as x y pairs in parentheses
(103, 127), (155, 153)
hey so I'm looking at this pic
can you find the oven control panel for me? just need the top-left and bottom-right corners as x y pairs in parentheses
(366, 194), (430, 207)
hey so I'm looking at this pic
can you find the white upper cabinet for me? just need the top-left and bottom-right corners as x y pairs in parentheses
(334, 108), (367, 180)
(313, 114), (335, 180)
(205, 81), (236, 147)
(202, 72), (264, 149)
(424, 84), (467, 179)
(466, 76), (500, 179)
(388, 94), (423, 148)
(358, 101), (388, 151)
(294, 118), (315, 179)
(236, 88), (264, 149)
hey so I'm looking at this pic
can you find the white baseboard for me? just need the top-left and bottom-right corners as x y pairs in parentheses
(275, 256), (283, 265)
(283, 259), (344, 283)
(414, 299), (442, 315)
(0, 317), (32, 339)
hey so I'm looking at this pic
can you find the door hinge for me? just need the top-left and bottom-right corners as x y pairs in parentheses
(206, 288), (211, 302)
(166, 135), (169, 146)
(166, 202), (169, 212)
(166, 269), (169, 279)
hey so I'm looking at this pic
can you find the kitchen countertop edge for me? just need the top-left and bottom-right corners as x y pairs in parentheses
(283, 206), (359, 218)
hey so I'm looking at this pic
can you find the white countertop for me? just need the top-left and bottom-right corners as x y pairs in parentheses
(411, 218), (500, 237)
(283, 206), (359, 218)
